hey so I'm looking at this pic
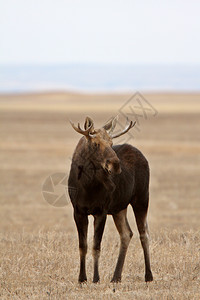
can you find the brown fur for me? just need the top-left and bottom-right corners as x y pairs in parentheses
(68, 118), (153, 283)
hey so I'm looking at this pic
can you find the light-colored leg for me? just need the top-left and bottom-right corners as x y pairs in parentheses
(111, 208), (133, 282)
(133, 209), (153, 282)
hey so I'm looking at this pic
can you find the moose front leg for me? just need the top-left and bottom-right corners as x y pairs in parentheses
(74, 211), (88, 283)
(93, 214), (107, 283)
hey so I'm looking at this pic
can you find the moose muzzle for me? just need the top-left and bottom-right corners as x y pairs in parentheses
(103, 158), (121, 175)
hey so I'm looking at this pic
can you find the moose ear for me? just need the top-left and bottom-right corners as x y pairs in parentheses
(103, 116), (118, 133)
(84, 117), (94, 131)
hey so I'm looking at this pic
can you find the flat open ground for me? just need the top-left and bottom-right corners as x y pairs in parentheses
(0, 92), (200, 299)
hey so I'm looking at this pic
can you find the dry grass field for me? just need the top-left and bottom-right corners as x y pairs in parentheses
(0, 92), (200, 299)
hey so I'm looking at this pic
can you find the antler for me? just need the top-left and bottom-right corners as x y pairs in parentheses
(111, 119), (136, 139)
(70, 117), (94, 136)
(84, 117), (94, 131)
(103, 115), (118, 133)
(70, 121), (94, 136)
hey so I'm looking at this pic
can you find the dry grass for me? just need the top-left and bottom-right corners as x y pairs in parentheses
(0, 93), (200, 299)
(1, 229), (200, 299)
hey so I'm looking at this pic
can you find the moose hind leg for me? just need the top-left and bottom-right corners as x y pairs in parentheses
(74, 211), (88, 283)
(93, 214), (107, 283)
(133, 206), (153, 282)
(111, 208), (133, 283)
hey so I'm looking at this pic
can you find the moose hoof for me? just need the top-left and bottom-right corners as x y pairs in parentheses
(111, 277), (121, 283)
(78, 276), (87, 283)
(93, 278), (100, 283)
(145, 272), (153, 282)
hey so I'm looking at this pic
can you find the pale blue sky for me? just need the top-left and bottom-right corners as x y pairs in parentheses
(0, 0), (200, 64)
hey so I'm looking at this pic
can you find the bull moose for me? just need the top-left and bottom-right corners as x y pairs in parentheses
(68, 116), (153, 283)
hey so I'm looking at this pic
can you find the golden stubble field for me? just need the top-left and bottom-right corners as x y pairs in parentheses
(0, 92), (200, 299)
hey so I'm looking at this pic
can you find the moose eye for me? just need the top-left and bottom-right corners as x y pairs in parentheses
(94, 142), (99, 149)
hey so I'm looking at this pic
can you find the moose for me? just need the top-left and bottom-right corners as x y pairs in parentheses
(68, 116), (153, 283)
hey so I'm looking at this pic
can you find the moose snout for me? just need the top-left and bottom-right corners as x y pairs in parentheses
(104, 158), (121, 175)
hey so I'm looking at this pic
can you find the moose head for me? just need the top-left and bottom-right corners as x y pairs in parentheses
(70, 116), (136, 177)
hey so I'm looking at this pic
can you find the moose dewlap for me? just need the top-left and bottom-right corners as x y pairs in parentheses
(68, 116), (153, 283)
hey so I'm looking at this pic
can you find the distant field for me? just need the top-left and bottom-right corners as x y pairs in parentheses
(0, 93), (200, 299)
(0, 92), (200, 113)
